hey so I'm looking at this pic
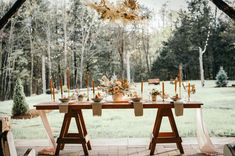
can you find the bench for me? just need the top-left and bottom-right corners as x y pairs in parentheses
(0, 116), (35, 156)
(148, 79), (160, 85)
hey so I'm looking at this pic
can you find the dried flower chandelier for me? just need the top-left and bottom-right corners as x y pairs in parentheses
(86, 0), (148, 23)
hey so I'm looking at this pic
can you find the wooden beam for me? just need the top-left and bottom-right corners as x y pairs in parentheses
(211, 0), (235, 20)
(0, 0), (27, 30)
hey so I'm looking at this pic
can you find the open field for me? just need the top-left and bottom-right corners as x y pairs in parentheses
(0, 80), (235, 139)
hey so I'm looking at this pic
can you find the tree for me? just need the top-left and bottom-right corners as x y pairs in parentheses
(151, 0), (213, 80)
(199, 28), (211, 87)
(12, 78), (29, 116)
(215, 66), (228, 87)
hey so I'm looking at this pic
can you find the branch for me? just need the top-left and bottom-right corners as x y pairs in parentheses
(0, 0), (27, 30)
(210, 0), (235, 20)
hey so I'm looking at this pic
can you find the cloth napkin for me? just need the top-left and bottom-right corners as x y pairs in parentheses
(174, 101), (184, 116)
(133, 102), (143, 116)
(59, 103), (69, 113)
(92, 103), (102, 116)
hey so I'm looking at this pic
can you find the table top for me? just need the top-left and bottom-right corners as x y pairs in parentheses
(34, 100), (203, 110)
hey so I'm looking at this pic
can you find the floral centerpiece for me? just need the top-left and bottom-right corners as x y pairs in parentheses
(99, 75), (129, 101)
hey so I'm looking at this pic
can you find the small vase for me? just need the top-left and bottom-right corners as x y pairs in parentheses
(112, 93), (123, 101)
(152, 95), (157, 102)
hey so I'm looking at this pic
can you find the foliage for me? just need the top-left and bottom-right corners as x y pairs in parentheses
(1, 0), (235, 101)
(215, 66), (228, 87)
(151, 0), (212, 80)
(150, 89), (161, 96)
(12, 78), (29, 116)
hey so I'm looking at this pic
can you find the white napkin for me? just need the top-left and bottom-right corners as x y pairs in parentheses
(59, 103), (69, 113)
(174, 101), (184, 116)
(133, 102), (143, 116)
(92, 103), (102, 116)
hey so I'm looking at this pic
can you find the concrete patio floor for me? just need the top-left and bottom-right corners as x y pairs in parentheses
(15, 137), (235, 156)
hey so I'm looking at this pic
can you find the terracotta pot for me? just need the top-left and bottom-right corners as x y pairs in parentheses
(112, 93), (123, 101)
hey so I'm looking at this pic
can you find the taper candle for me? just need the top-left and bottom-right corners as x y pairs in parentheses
(50, 79), (53, 101)
(52, 83), (55, 102)
(60, 79), (63, 98)
(162, 81), (165, 101)
(66, 68), (70, 97)
(178, 64), (182, 98)
(86, 72), (89, 101)
(175, 79), (177, 94)
(92, 80), (95, 97)
(188, 81), (190, 101)
(141, 80), (143, 95)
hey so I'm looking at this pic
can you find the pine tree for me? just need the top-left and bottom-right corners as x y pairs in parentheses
(215, 66), (228, 87)
(12, 78), (29, 116)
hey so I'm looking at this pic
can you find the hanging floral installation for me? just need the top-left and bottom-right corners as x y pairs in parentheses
(86, 0), (148, 23)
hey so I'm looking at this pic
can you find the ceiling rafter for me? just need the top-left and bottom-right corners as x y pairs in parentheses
(0, 0), (26, 29)
(210, 0), (235, 20)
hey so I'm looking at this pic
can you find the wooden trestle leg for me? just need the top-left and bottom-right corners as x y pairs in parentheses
(149, 108), (184, 155)
(55, 110), (91, 155)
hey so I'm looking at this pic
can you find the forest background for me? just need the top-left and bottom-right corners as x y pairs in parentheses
(1, 0), (235, 100)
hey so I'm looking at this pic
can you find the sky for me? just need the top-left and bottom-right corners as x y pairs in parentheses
(138, 0), (187, 11)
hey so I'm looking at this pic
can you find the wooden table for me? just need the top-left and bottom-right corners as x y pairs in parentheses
(34, 101), (202, 155)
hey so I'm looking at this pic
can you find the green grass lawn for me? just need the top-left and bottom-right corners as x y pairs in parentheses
(1, 80), (235, 139)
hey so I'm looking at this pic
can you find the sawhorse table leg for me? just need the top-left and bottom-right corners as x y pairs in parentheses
(55, 110), (91, 155)
(149, 108), (184, 155)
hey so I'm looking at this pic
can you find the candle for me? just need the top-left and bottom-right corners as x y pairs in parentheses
(86, 72), (89, 101)
(60, 79), (63, 98)
(92, 80), (95, 97)
(66, 67), (70, 97)
(50, 79), (53, 101)
(85, 73), (89, 88)
(175, 79), (177, 94)
(178, 64), (182, 87)
(162, 81), (165, 101)
(141, 80), (144, 95)
(188, 81), (190, 101)
(178, 64), (182, 98)
(52, 82), (55, 102)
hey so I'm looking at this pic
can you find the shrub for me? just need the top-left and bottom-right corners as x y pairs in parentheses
(12, 78), (29, 116)
(215, 66), (228, 87)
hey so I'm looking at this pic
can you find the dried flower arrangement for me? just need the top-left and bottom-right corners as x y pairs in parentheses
(86, 0), (148, 23)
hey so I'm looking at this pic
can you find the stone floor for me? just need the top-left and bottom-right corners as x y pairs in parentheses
(15, 137), (235, 156)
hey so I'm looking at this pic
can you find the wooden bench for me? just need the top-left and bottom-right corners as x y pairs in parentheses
(148, 79), (160, 85)
(0, 116), (35, 156)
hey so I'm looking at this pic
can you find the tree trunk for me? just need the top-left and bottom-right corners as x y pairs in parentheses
(80, 46), (84, 88)
(4, 19), (14, 99)
(199, 48), (205, 87)
(126, 51), (130, 82)
(63, 0), (68, 86)
(29, 33), (33, 95)
(142, 25), (150, 74)
(42, 55), (46, 94)
(117, 27), (125, 79)
(47, 20), (52, 79)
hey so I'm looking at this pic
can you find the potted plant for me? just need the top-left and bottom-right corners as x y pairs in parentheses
(150, 89), (160, 102)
